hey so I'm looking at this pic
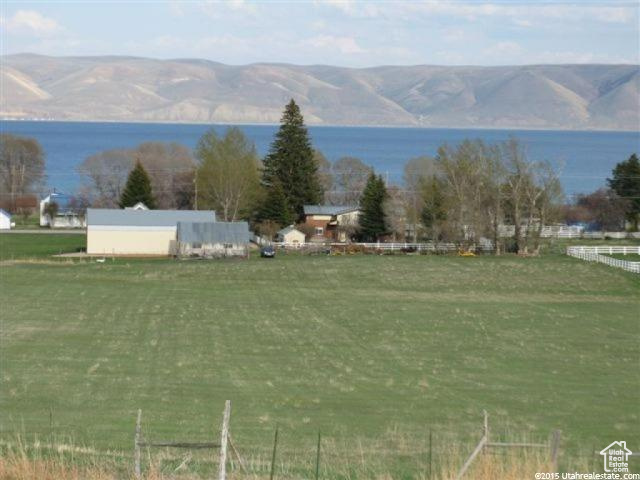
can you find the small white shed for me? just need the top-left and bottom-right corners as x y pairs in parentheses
(277, 225), (306, 245)
(0, 209), (11, 230)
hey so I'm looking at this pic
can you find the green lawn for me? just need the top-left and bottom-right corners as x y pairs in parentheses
(606, 253), (640, 261)
(0, 236), (639, 475)
(0, 233), (85, 260)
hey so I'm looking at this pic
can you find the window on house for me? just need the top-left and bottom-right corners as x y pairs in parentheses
(315, 227), (324, 235)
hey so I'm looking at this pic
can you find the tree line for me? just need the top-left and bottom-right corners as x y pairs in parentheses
(1, 101), (639, 250)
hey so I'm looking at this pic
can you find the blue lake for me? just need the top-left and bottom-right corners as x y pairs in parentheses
(1, 120), (638, 198)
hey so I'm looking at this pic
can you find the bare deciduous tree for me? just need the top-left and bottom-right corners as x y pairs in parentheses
(77, 142), (194, 209)
(313, 150), (333, 201)
(502, 138), (533, 254)
(195, 127), (261, 221)
(414, 137), (564, 254)
(331, 156), (373, 205)
(436, 140), (487, 248)
(0, 134), (45, 212)
(403, 156), (437, 241)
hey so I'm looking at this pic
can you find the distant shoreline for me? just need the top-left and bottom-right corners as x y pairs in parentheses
(2, 118), (638, 134)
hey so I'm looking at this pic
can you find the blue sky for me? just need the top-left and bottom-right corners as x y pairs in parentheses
(1, 0), (638, 66)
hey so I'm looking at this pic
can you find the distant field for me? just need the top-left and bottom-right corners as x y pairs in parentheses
(0, 235), (639, 476)
(0, 233), (85, 260)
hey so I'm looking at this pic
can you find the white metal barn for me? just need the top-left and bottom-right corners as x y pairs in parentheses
(0, 209), (11, 230)
(86, 209), (215, 255)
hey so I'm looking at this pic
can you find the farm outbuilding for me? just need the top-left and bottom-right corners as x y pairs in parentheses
(276, 225), (306, 245)
(177, 221), (250, 258)
(0, 209), (11, 230)
(86, 209), (215, 255)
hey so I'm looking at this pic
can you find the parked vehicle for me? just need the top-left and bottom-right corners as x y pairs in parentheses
(260, 245), (276, 258)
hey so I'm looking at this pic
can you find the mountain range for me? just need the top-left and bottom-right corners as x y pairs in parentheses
(2, 54), (639, 130)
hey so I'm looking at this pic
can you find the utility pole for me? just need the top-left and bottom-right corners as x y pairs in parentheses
(194, 168), (198, 210)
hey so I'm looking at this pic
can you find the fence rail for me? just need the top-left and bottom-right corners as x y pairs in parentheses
(274, 242), (494, 252)
(566, 246), (640, 273)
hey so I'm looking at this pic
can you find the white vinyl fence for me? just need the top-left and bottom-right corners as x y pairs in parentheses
(273, 242), (494, 253)
(566, 245), (640, 273)
(347, 242), (493, 252)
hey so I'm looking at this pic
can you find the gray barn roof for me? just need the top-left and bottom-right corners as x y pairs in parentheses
(177, 221), (250, 244)
(277, 225), (303, 235)
(87, 208), (215, 227)
(303, 205), (358, 216)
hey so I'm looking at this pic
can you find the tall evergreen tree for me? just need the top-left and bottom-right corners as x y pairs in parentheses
(608, 153), (640, 230)
(256, 180), (293, 227)
(358, 173), (388, 241)
(262, 99), (323, 219)
(119, 161), (156, 209)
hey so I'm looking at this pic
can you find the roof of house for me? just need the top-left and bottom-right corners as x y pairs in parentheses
(303, 205), (359, 216)
(277, 225), (303, 236)
(87, 209), (215, 227)
(125, 202), (149, 210)
(177, 221), (250, 244)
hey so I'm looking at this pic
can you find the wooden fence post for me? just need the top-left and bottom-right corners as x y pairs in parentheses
(550, 430), (561, 469)
(483, 410), (489, 444)
(456, 411), (488, 480)
(269, 426), (279, 480)
(134, 409), (142, 479)
(315, 431), (321, 480)
(218, 400), (231, 480)
(428, 429), (433, 479)
(228, 433), (248, 474)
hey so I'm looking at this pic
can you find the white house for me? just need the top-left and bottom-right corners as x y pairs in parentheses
(86, 208), (215, 255)
(276, 225), (306, 245)
(0, 209), (11, 230)
(40, 192), (86, 228)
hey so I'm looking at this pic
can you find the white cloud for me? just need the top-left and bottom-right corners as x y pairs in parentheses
(442, 28), (466, 43)
(528, 50), (636, 65)
(314, 0), (381, 18)
(152, 36), (186, 49)
(311, 19), (327, 31)
(3, 10), (62, 36)
(316, 1), (636, 25)
(197, 0), (258, 18)
(306, 35), (365, 54)
(486, 41), (523, 57)
(167, 1), (186, 17)
(226, 0), (257, 13)
(513, 18), (533, 28)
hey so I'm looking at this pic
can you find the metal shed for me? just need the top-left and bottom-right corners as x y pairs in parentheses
(177, 221), (250, 258)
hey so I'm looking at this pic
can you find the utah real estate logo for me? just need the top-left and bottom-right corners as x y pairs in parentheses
(599, 441), (632, 473)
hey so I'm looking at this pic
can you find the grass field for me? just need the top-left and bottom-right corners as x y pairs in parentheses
(1, 234), (639, 477)
(0, 233), (85, 260)
(606, 253), (640, 261)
